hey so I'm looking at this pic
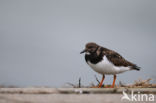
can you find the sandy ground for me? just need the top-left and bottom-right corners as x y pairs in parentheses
(0, 88), (156, 103)
(0, 94), (123, 103)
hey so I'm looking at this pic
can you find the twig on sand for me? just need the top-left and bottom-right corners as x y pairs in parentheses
(79, 77), (81, 88)
(119, 78), (156, 88)
(66, 77), (82, 88)
(66, 77), (156, 88)
(66, 82), (77, 88)
(119, 81), (126, 87)
(94, 75), (100, 84)
(134, 78), (152, 86)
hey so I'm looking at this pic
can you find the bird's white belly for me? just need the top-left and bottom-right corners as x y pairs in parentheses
(87, 56), (130, 75)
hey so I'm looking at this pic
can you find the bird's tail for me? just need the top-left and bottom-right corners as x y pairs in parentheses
(130, 65), (140, 71)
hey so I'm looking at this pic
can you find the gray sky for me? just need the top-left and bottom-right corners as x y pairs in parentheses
(0, 0), (156, 87)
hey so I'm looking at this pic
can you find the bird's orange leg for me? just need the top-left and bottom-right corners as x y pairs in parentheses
(98, 75), (105, 88)
(110, 75), (116, 88)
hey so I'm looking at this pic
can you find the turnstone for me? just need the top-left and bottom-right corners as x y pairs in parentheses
(80, 42), (140, 88)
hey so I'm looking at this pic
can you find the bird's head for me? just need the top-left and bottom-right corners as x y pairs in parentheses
(80, 42), (99, 55)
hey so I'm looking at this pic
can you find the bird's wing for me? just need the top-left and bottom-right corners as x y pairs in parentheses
(104, 50), (134, 67)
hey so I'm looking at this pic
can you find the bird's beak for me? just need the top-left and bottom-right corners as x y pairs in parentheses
(80, 49), (86, 54)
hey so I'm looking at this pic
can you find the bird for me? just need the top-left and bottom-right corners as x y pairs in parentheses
(80, 42), (140, 88)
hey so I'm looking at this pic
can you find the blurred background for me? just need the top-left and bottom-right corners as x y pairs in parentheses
(0, 0), (156, 87)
